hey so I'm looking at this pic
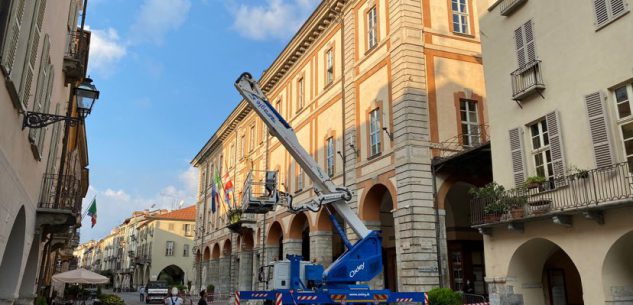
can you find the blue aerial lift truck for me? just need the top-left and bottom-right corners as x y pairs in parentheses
(233, 73), (427, 305)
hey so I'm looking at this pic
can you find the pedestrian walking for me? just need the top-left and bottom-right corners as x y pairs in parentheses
(197, 290), (208, 305)
(140, 286), (146, 302)
(165, 287), (184, 305)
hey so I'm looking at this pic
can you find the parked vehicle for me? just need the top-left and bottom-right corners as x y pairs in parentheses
(145, 281), (169, 304)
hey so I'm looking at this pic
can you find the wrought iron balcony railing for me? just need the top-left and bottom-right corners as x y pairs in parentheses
(39, 173), (81, 213)
(432, 125), (489, 159)
(471, 162), (633, 225)
(499, 0), (528, 16)
(511, 60), (545, 101)
(63, 29), (91, 82)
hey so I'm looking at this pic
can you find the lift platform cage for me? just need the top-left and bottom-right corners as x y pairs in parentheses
(226, 170), (289, 233)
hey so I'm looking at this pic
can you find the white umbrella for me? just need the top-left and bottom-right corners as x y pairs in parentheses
(52, 268), (109, 284)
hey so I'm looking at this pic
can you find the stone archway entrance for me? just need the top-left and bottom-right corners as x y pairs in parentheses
(267, 221), (284, 261)
(288, 213), (310, 261)
(443, 181), (485, 294)
(361, 184), (397, 291)
(158, 265), (185, 285)
(507, 238), (583, 305)
(602, 230), (633, 303)
(0, 207), (26, 299)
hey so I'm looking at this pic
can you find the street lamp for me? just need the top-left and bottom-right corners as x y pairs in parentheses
(22, 77), (100, 129)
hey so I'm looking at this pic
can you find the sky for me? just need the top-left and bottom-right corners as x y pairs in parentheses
(79, 0), (320, 242)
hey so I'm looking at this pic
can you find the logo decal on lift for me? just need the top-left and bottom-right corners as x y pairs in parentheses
(349, 262), (365, 278)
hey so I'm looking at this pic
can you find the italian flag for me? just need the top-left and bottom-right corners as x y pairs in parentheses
(87, 198), (97, 228)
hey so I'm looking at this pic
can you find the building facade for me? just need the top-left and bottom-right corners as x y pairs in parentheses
(192, 0), (490, 296)
(74, 207), (196, 291)
(478, 0), (633, 304)
(0, 0), (94, 304)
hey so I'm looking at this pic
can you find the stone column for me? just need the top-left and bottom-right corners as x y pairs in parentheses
(309, 232), (332, 266)
(218, 256), (231, 294)
(253, 247), (263, 291)
(282, 239), (302, 258)
(208, 259), (219, 292)
(238, 250), (254, 290)
(364, 222), (383, 290)
(388, 0), (440, 291)
(264, 246), (279, 265)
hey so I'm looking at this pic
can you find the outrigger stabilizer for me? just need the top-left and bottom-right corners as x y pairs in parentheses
(233, 73), (427, 305)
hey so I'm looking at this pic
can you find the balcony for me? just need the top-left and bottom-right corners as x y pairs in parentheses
(36, 174), (82, 232)
(471, 162), (633, 228)
(499, 0), (528, 16)
(226, 209), (257, 234)
(432, 125), (489, 160)
(134, 255), (151, 265)
(63, 29), (91, 83)
(511, 60), (545, 101)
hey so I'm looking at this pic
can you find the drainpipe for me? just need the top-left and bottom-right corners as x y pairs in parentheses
(339, 3), (346, 187)
(432, 164), (444, 287)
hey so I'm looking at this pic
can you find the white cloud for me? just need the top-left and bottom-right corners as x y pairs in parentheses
(231, 0), (319, 40)
(87, 27), (127, 75)
(129, 0), (192, 45)
(79, 168), (197, 243)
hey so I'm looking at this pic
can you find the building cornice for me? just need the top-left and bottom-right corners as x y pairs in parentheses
(191, 0), (346, 166)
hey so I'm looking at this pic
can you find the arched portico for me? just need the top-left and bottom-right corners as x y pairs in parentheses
(360, 183), (397, 291)
(507, 238), (584, 305)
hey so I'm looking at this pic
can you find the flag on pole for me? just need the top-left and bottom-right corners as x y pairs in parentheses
(211, 170), (220, 213)
(223, 173), (234, 208)
(86, 198), (97, 228)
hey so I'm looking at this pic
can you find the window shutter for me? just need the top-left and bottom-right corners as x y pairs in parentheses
(611, 0), (626, 16)
(509, 128), (526, 186)
(594, 0), (609, 25)
(1, 0), (26, 73)
(585, 91), (614, 168)
(523, 21), (536, 62)
(514, 27), (525, 67)
(19, 0), (46, 107)
(546, 111), (566, 178)
(29, 35), (50, 147)
(37, 63), (54, 150)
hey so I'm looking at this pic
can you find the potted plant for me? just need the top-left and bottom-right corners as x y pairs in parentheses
(470, 182), (506, 223)
(569, 166), (589, 180)
(426, 288), (462, 305)
(525, 176), (546, 189)
(502, 195), (527, 219)
(483, 200), (507, 222)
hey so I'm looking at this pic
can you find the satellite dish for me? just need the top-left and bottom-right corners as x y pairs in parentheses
(178, 200), (185, 208)
(150, 203), (156, 209)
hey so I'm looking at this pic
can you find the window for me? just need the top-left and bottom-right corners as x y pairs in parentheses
(614, 84), (633, 165)
(369, 108), (382, 156)
(460, 99), (480, 147)
(529, 120), (554, 182)
(326, 48), (334, 85)
(296, 162), (304, 192)
(297, 78), (305, 111)
(250, 125), (255, 151)
(514, 20), (535, 67)
(367, 6), (378, 49)
(230, 144), (235, 166)
(183, 244), (190, 257)
(168, 223), (174, 231)
(165, 241), (174, 256)
(241, 134), (246, 158)
(326, 137), (335, 176)
(183, 223), (193, 236)
(615, 85), (631, 119)
(594, 0), (629, 28)
(451, 0), (470, 34)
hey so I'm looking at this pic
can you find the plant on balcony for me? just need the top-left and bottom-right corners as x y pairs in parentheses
(524, 176), (546, 189)
(501, 194), (527, 219)
(469, 182), (505, 202)
(569, 166), (590, 180)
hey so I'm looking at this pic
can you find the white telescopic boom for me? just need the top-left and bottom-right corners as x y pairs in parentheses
(235, 73), (370, 239)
